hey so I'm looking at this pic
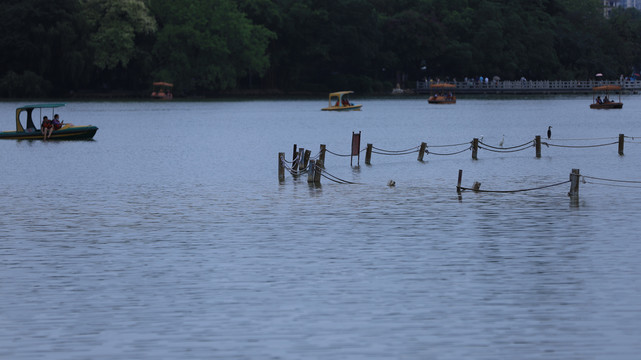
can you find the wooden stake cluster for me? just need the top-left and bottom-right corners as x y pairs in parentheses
(279, 144), (323, 184)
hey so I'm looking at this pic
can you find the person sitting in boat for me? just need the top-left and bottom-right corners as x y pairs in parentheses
(596, 96), (603, 104)
(41, 116), (53, 139)
(52, 114), (63, 130)
(604, 95), (610, 103)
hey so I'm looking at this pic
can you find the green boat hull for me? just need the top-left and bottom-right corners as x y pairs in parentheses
(0, 126), (98, 140)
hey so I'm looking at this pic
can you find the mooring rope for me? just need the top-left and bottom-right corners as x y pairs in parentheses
(325, 149), (352, 157)
(428, 146), (472, 156)
(582, 180), (641, 189)
(582, 175), (641, 184)
(426, 141), (472, 148)
(479, 140), (534, 150)
(372, 145), (420, 153)
(553, 136), (618, 141)
(372, 149), (419, 156)
(281, 158), (309, 176)
(543, 141), (618, 148)
(459, 180), (570, 193)
(479, 145), (533, 153)
(319, 168), (360, 184)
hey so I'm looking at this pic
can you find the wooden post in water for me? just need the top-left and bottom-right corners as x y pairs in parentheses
(618, 134), (624, 156)
(303, 150), (311, 169)
(568, 168), (580, 197)
(292, 144), (298, 172)
(307, 160), (316, 183)
(472, 138), (479, 160)
(314, 160), (322, 184)
(535, 135), (541, 158)
(457, 169), (463, 193)
(278, 152), (285, 182)
(365, 143), (373, 165)
(298, 148), (305, 173)
(418, 142), (427, 161)
(319, 144), (326, 168)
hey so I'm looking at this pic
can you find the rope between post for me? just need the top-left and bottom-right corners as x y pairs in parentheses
(459, 180), (570, 193)
(543, 141), (618, 148)
(582, 175), (641, 184)
(372, 145), (420, 153)
(325, 149), (352, 157)
(479, 140), (534, 150)
(479, 145), (533, 153)
(428, 146), (472, 156)
(372, 149), (419, 156)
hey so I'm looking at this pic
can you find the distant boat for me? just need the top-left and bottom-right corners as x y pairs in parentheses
(590, 85), (623, 109)
(428, 83), (456, 104)
(151, 82), (173, 100)
(0, 103), (98, 140)
(321, 91), (362, 111)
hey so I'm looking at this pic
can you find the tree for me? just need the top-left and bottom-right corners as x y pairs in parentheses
(150, 0), (274, 94)
(82, 0), (157, 70)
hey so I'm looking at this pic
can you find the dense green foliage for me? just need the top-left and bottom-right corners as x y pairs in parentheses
(1, 0), (640, 97)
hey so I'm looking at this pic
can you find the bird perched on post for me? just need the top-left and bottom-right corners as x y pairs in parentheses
(547, 126), (552, 140)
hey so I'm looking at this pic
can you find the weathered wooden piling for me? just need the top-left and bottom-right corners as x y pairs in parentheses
(472, 138), (479, 160)
(619, 134), (624, 156)
(307, 160), (316, 183)
(568, 168), (580, 197)
(298, 148), (305, 173)
(535, 135), (541, 158)
(418, 142), (427, 161)
(292, 144), (298, 172)
(303, 150), (311, 169)
(457, 169), (463, 193)
(319, 144), (326, 168)
(278, 152), (285, 182)
(314, 160), (323, 184)
(365, 143), (373, 164)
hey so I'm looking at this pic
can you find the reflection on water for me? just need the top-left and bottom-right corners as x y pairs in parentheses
(1, 98), (641, 359)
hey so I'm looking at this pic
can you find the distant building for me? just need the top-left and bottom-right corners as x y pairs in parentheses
(604, 0), (641, 17)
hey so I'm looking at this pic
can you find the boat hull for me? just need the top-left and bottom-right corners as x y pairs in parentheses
(0, 125), (98, 140)
(590, 102), (623, 109)
(322, 105), (362, 111)
(428, 96), (456, 104)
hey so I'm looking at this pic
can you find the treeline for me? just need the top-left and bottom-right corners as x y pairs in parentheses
(1, 0), (641, 97)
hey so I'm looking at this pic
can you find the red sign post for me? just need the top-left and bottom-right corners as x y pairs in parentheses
(351, 131), (361, 166)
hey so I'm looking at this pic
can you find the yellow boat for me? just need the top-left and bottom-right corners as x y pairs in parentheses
(590, 85), (623, 109)
(321, 91), (362, 111)
(428, 83), (456, 104)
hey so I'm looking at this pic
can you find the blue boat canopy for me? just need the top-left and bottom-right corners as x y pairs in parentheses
(18, 103), (65, 110)
(15, 104), (66, 132)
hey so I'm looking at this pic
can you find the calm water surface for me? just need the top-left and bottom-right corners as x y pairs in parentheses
(1, 96), (641, 359)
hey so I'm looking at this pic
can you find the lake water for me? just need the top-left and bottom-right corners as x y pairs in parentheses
(1, 95), (641, 359)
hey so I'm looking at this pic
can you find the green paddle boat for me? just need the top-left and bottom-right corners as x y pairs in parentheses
(0, 103), (98, 140)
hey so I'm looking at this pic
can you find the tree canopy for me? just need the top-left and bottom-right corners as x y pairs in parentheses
(1, 0), (640, 97)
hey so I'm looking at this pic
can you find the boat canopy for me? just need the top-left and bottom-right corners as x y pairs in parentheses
(15, 103), (65, 132)
(329, 91), (353, 97)
(592, 85), (621, 91)
(430, 83), (456, 89)
(153, 82), (173, 87)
